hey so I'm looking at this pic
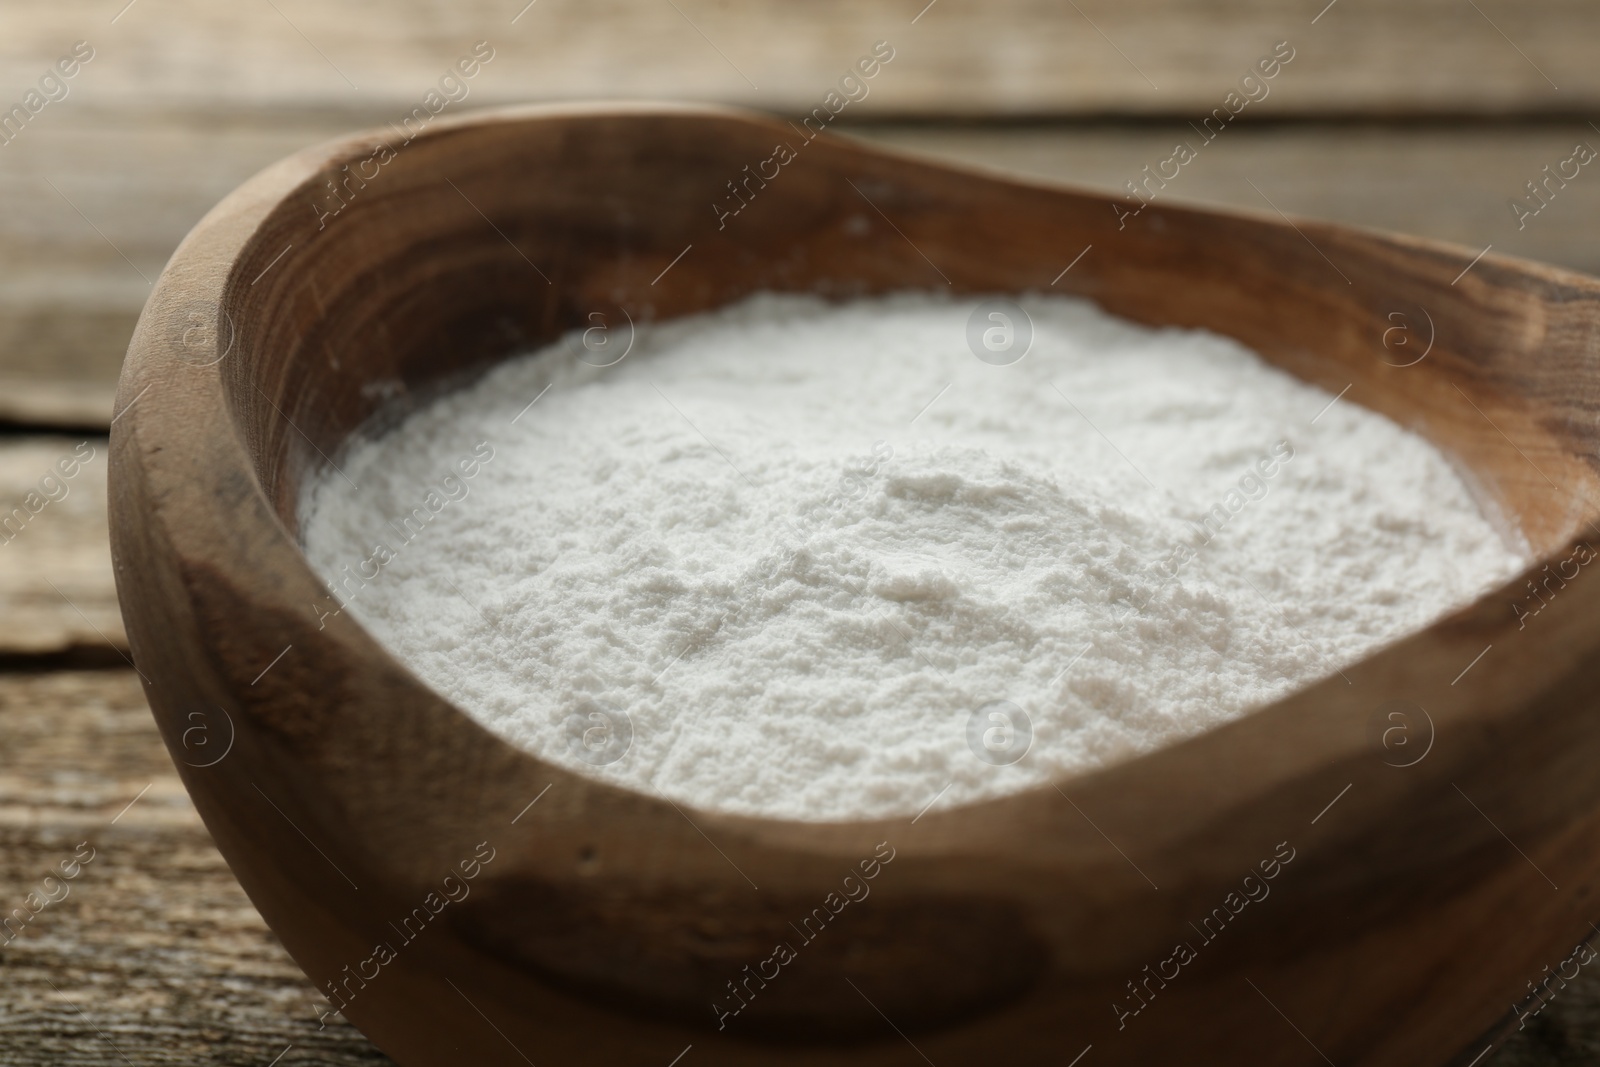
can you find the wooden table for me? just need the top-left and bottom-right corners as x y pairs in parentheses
(3, 2), (1599, 1062)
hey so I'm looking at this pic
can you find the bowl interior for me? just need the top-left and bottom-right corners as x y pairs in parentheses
(222, 106), (1600, 563)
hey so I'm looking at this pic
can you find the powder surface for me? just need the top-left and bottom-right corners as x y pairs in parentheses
(301, 293), (1525, 821)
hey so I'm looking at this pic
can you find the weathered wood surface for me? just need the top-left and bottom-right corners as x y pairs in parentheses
(0, 670), (391, 1064)
(866, 122), (1600, 275)
(8, 118), (1600, 429)
(0, 438), (122, 655)
(0, 112), (325, 427)
(2, 0), (1594, 116)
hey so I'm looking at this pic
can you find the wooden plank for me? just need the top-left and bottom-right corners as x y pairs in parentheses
(856, 122), (1600, 275)
(0, 437), (122, 654)
(0, 111), (330, 427)
(0, 670), (391, 1063)
(6, 116), (1600, 431)
(0, 0), (1595, 118)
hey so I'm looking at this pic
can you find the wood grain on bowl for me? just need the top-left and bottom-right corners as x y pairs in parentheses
(109, 103), (1600, 1066)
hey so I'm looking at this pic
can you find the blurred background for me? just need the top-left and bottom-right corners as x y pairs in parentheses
(2, 1), (1598, 1063)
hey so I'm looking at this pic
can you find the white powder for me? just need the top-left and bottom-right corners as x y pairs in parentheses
(302, 293), (1524, 821)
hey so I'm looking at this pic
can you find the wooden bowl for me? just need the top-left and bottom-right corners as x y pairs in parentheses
(110, 102), (1600, 1066)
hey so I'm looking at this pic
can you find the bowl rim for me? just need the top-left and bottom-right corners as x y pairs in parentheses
(111, 100), (1600, 837)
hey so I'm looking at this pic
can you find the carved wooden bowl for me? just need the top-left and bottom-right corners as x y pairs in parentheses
(109, 102), (1600, 1066)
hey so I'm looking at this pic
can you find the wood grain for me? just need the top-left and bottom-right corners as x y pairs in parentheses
(0, 669), (391, 1064)
(859, 121), (1600, 275)
(1, 0), (1594, 116)
(0, 437), (123, 655)
(1, 0), (1596, 430)
(0, 111), (326, 427)
(8, 115), (1600, 431)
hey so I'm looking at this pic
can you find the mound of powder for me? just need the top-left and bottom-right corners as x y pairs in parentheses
(301, 292), (1525, 821)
